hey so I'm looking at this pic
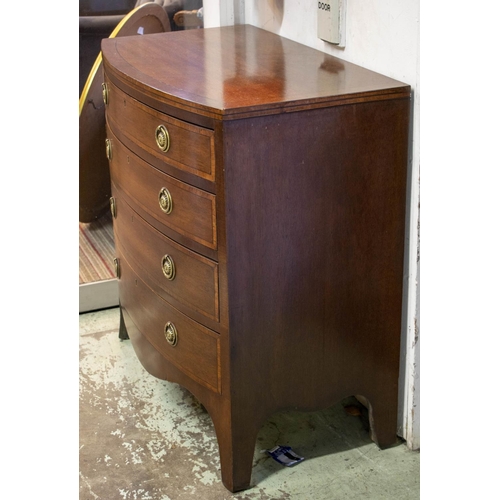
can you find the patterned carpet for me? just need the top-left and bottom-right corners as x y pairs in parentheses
(79, 211), (115, 284)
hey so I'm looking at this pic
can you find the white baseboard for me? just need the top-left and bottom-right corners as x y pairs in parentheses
(79, 279), (119, 313)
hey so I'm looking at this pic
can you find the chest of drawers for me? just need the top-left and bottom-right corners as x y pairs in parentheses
(102, 25), (410, 492)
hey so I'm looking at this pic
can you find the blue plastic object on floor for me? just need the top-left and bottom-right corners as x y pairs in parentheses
(266, 446), (305, 467)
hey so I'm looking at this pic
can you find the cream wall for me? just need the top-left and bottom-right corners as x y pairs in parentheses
(202, 0), (420, 450)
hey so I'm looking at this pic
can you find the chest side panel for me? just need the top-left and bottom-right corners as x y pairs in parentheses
(223, 97), (410, 410)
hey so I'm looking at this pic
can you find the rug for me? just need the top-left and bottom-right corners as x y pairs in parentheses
(79, 212), (115, 284)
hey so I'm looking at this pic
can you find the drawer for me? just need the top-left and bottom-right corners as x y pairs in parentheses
(114, 197), (220, 323)
(108, 127), (217, 251)
(105, 80), (215, 181)
(119, 254), (221, 393)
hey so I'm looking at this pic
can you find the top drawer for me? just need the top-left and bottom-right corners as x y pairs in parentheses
(105, 80), (215, 182)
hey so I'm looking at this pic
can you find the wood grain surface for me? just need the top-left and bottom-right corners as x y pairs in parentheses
(103, 25), (411, 493)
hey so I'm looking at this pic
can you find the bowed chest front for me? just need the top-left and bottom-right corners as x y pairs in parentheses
(102, 25), (410, 492)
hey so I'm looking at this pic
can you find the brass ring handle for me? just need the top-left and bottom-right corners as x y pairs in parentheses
(161, 254), (176, 280)
(110, 197), (117, 218)
(105, 138), (112, 160)
(164, 321), (178, 347)
(155, 124), (170, 152)
(158, 187), (173, 214)
(102, 82), (109, 105)
(113, 257), (120, 279)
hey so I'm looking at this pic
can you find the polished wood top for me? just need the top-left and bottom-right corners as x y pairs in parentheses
(102, 24), (410, 119)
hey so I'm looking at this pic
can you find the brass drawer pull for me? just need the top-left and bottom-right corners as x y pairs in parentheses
(113, 257), (120, 279)
(161, 254), (176, 280)
(158, 187), (173, 214)
(105, 138), (112, 160)
(102, 82), (109, 105)
(110, 197), (117, 218)
(155, 124), (170, 152)
(164, 321), (178, 346)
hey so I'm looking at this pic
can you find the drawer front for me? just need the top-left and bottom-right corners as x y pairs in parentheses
(115, 197), (220, 322)
(108, 128), (217, 250)
(106, 80), (215, 181)
(119, 254), (221, 393)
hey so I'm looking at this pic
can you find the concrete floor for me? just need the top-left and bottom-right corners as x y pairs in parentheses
(80, 307), (420, 499)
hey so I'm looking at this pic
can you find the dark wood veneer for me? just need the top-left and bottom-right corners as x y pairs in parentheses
(106, 80), (215, 180)
(115, 197), (219, 323)
(108, 126), (217, 252)
(103, 25), (409, 120)
(103, 24), (410, 493)
(119, 255), (221, 393)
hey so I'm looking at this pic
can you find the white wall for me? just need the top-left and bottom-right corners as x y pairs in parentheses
(203, 0), (245, 26)
(203, 0), (420, 450)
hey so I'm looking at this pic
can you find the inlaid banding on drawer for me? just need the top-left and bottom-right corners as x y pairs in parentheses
(119, 255), (221, 393)
(108, 129), (217, 250)
(116, 199), (220, 322)
(106, 80), (215, 181)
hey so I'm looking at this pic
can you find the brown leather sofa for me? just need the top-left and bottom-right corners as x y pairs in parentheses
(79, 1), (135, 94)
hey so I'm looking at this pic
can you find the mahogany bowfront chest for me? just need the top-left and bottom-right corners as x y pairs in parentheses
(102, 25), (410, 492)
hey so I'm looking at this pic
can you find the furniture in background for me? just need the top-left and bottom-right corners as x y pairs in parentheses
(79, 2), (171, 223)
(79, 1), (202, 95)
(79, 0), (136, 95)
(79, 0), (202, 223)
(172, 5), (203, 29)
(102, 25), (410, 492)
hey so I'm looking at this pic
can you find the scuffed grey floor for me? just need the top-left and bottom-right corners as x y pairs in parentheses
(80, 307), (419, 499)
